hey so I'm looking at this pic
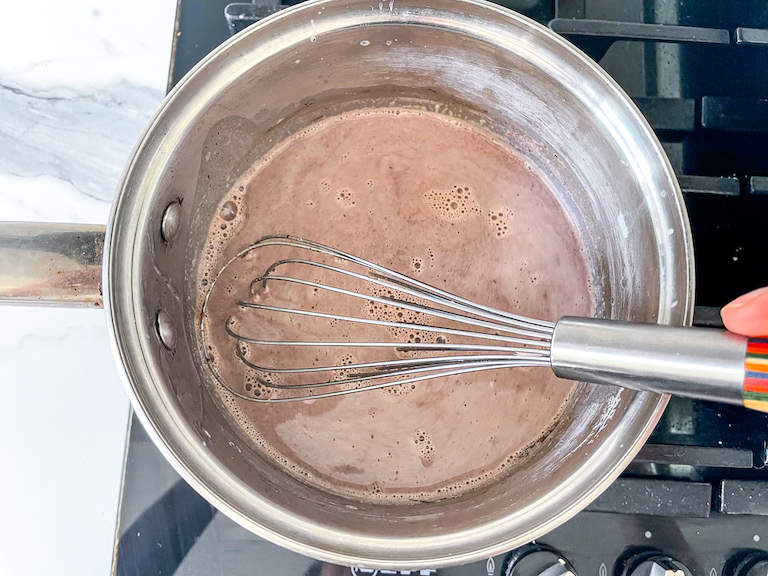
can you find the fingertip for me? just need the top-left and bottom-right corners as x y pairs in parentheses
(722, 286), (768, 337)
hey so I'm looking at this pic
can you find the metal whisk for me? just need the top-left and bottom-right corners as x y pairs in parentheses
(201, 235), (768, 412)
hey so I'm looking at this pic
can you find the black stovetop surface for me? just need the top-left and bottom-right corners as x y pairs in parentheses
(114, 1), (768, 574)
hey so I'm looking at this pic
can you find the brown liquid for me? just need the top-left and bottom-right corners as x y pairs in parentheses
(198, 108), (592, 502)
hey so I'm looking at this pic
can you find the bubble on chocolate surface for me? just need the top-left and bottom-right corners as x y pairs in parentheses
(487, 207), (513, 238)
(335, 188), (356, 207)
(423, 185), (482, 222)
(220, 201), (238, 221)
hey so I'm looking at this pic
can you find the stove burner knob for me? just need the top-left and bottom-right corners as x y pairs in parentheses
(741, 559), (768, 576)
(502, 543), (576, 576)
(723, 550), (768, 576)
(627, 556), (691, 576)
(619, 550), (692, 576)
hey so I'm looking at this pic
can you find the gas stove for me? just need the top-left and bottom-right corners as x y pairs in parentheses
(114, 1), (768, 574)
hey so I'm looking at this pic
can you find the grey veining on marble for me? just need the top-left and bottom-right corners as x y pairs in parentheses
(0, 80), (163, 203)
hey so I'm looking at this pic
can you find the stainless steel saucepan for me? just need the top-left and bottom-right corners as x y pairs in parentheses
(0, 0), (693, 568)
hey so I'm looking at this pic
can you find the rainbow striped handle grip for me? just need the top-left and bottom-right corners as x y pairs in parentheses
(743, 338), (768, 412)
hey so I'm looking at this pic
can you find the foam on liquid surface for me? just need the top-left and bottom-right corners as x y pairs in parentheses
(197, 108), (592, 503)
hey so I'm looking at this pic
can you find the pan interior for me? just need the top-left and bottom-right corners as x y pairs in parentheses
(108, 0), (690, 566)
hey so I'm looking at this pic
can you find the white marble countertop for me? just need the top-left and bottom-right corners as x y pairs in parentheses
(0, 1), (176, 574)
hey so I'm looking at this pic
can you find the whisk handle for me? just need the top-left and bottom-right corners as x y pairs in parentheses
(550, 317), (768, 412)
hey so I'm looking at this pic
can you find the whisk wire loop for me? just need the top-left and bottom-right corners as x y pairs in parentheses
(201, 235), (555, 402)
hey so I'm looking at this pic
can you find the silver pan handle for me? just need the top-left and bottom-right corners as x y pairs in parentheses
(0, 222), (105, 307)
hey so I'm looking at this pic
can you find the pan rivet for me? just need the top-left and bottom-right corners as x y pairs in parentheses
(161, 201), (182, 242)
(156, 310), (177, 350)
